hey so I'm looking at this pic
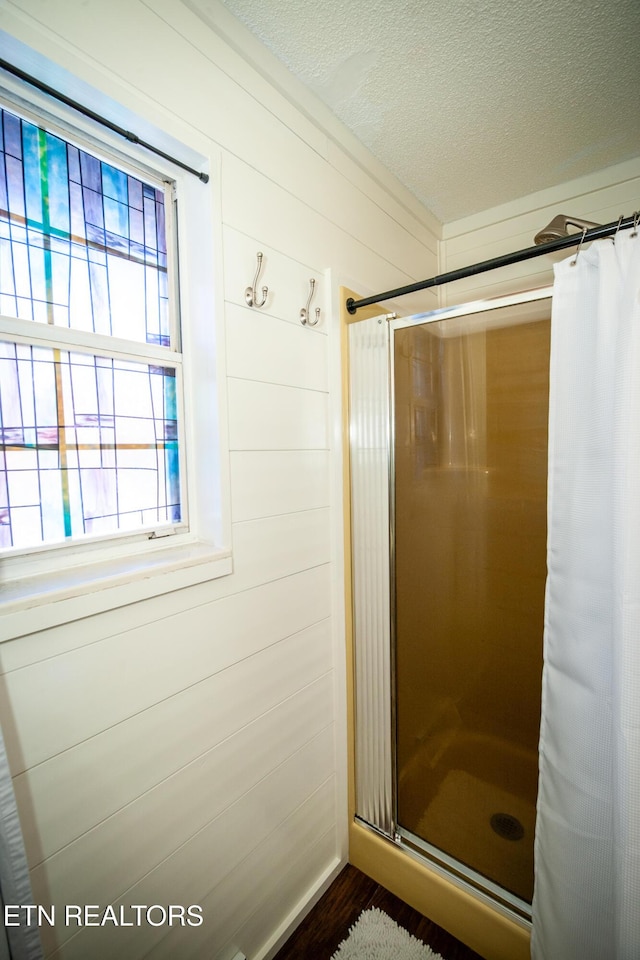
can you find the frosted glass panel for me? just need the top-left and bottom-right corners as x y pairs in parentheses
(393, 301), (550, 904)
(348, 314), (393, 836)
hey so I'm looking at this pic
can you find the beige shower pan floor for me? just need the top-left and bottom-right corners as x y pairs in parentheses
(399, 730), (537, 904)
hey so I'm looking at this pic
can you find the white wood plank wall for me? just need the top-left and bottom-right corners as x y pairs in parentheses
(0, 1), (439, 959)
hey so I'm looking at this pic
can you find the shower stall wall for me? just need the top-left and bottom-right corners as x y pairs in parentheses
(349, 287), (552, 924)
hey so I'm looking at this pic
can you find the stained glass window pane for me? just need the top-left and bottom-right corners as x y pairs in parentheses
(0, 103), (182, 553)
(0, 106), (170, 345)
(0, 340), (181, 549)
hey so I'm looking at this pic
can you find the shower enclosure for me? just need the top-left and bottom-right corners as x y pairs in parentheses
(349, 286), (551, 917)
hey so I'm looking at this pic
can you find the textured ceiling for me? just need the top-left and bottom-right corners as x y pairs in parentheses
(220, 0), (640, 223)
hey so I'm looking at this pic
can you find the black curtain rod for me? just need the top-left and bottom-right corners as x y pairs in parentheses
(346, 214), (638, 314)
(0, 57), (209, 184)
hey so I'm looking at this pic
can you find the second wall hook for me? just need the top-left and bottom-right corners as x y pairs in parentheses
(300, 278), (320, 326)
(245, 251), (268, 308)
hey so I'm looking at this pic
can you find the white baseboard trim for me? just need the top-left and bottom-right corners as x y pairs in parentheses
(255, 855), (347, 960)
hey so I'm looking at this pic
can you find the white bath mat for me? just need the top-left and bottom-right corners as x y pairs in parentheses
(330, 908), (444, 960)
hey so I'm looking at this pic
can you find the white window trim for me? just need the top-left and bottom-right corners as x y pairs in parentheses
(0, 77), (232, 643)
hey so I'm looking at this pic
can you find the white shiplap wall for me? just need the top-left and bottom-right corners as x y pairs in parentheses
(0, 1), (438, 959)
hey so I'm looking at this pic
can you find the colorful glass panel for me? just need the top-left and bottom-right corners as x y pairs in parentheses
(0, 106), (181, 550)
(0, 341), (180, 549)
(0, 106), (169, 343)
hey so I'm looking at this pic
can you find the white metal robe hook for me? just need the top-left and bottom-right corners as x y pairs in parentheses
(245, 252), (268, 307)
(300, 278), (320, 326)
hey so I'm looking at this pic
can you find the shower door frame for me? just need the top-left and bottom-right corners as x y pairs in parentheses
(349, 284), (553, 923)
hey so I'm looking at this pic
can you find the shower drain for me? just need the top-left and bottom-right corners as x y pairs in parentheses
(490, 812), (525, 841)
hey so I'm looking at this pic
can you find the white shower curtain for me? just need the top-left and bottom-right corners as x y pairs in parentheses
(532, 226), (640, 959)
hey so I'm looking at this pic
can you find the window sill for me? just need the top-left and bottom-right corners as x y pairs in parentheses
(0, 543), (233, 642)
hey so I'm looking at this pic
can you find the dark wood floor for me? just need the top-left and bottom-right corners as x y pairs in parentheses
(272, 864), (485, 959)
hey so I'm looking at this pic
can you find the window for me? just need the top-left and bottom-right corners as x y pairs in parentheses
(0, 85), (230, 638)
(1, 103), (184, 550)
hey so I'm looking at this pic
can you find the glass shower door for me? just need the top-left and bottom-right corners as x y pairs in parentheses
(392, 293), (550, 907)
